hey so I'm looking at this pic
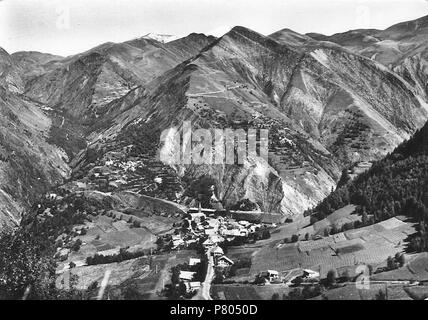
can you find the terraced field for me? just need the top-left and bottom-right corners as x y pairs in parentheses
(212, 285), (261, 300)
(250, 217), (417, 278)
(56, 214), (160, 273)
(372, 253), (428, 282)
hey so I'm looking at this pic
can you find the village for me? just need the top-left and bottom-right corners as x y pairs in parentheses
(158, 203), (321, 299)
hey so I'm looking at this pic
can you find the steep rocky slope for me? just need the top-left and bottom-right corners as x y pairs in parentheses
(0, 50), (70, 228)
(307, 119), (428, 253)
(64, 25), (428, 216)
(2, 16), (428, 229)
(24, 34), (216, 122)
(11, 51), (63, 84)
(307, 15), (428, 103)
(0, 47), (24, 93)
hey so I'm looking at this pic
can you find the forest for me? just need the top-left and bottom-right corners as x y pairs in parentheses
(306, 121), (428, 252)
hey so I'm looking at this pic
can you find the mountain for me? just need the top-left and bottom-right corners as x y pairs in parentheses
(141, 33), (180, 43)
(307, 119), (428, 249)
(1, 16), (428, 227)
(0, 50), (69, 229)
(11, 51), (63, 84)
(54, 24), (428, 218)
(2, 15), (428, 300)
(307, 15), (428, 102)
(0, 47), (24, 94)
(0, 33), (215, 229)
(24, 33), (216, 122)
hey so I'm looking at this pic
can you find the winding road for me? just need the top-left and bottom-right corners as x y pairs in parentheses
(192, 248), (215, 300)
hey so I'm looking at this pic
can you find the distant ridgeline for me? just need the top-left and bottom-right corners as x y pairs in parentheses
(306, 121), (428, 251)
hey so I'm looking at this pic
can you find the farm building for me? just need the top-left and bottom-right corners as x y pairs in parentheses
(216, 255), (234, 268)
(203, 238), (215, 249)
(212, 246), (224, 257)
(189, 258), (201, 266)
(259, 270), (279, 282)
(302, 269), (320, 280)
(221, 229), (241, 237)
(190, 212), (206, 223)
(179, 271), (196, 281)
(205, 228), (216, 236)
(185, 281), (201, 293)
(210, 234), (225, 244)
(172, 238), (184, 248)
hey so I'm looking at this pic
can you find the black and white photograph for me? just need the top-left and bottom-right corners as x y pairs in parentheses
(1, 0), (428, 306)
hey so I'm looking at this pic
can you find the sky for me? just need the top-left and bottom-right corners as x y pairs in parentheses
(1, 0), (428, 56)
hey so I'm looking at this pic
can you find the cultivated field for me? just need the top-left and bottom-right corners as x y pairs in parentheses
(57, 214), (161, 272)
(57, 250), (196, 299)
(310, 283), (414, 300)
(372, 253), (428, 282)
(249, 217), (417, 278)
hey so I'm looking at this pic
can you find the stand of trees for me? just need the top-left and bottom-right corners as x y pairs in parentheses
(86, 248), (147, 265)
(305, 122), (428, 252)
(0, 192), (98, 299)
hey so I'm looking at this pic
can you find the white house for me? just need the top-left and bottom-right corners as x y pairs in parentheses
(207, 218), (220, 228)
(203, 238), (215, 249)
(221, 229), (241, 237)
(189, 258), (201, 266)
(172, 238), (185, 248)
(212, 246), (224, 257)
(190, 212), (206, 223)
(259, 270), (279, 282)
(238, 220), (250, 227)
(185, 281), (201, 293)
(172, 234), (182, 241)
(179, 271), (196, 281)
(239, 228), (249, 237)
(216, 255), (234, 268)
(210, 234), (225, 244)
(302, 269), (320, 280)
(204, 228), (216, 236)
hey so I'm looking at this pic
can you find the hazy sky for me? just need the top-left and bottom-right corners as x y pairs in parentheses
(1, 0), (427, 56)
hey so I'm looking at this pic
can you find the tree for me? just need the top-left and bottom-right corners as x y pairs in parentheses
(291, 234), (299, 243)
(305, 233), (310, 241)
(182, 219), (190, 230)
(185, 175), (216, 208)
(326, 269), (337, 287)
(367, 264), (374, 276)
(0, 230), (87, 300)
(324, 228), (330, 237)
(262, 230), (271, 240)
(375, 289), (386, 300)
(310, 215), (318, 225)
(342, 270), (351, 282)
(71, 239), (82, 252)
(271, 293), (280, 300)
(395, 253), (405, 267)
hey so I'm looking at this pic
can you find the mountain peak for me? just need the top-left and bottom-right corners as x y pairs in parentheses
(269, 28), (313, 47)
(141, 33), (179, 43)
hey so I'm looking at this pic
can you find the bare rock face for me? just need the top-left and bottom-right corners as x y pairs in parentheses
(65, 25), (426, 216)
(307, 15), (428, 104)
(0, 47), (24, 93)
(23, 34), (216, 122)
(2, 16), (428, 228)
(0, 67), (70, 228)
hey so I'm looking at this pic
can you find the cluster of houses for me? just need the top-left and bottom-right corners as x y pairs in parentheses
(169, 206), (266, 251)
(211, 246), (234, 268)
(256, 268), (321, 285)
(178, 258), (203, 293)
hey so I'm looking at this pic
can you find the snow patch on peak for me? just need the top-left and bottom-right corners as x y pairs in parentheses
(141, 33), (179, 43)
